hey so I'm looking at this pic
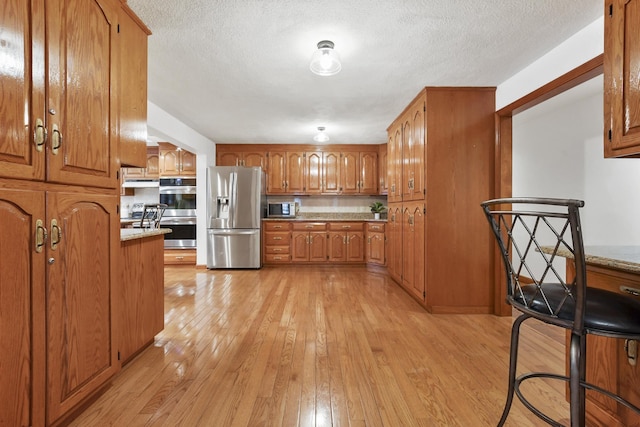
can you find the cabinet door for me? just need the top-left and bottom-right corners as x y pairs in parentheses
(160, 148), (180, 175)
(291, 231), (310, 262)
(118, 5), (149, 168)
(46, 0), (119, 188)
(360, 151), (378, 194)
(327, 232), (346, 262)
(347, 231), (365, 262)
(286, 151), (305, 194)
(145, 151), (160, 178)
(0, 189), (46, 427)
(46, 191), (119, 424)
(605, 0), (640, 157)
(367, 231), (386, 265)
(410, 99), (425, 200)
(305, 152), (323, 194)
(340, 152), (360, 194)
(267, 151), (286, 194)
(179, 149), (197, 176)
(0, 0), (46, 181)
(322, 151), (341, 193)
(388, 124), (403, 202)
(379, 144), (388, 195)
(387, 204), (402, 282)
(217, 152), (241, 166)
(309, 231), (327, 262)
(401, 116), (413, 201)
(243, 151), (267, 169)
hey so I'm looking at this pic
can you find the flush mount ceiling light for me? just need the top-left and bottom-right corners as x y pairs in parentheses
(310, 40), (341, 76)
(313, 126), (330, 143)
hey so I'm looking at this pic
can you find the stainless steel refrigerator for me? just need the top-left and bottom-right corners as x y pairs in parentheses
(206, 166), (265, 269)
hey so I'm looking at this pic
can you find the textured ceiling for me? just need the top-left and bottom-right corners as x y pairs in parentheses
(126, 0), (602, 146)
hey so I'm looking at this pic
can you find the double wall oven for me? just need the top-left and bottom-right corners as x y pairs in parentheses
(159, 177), (197, 249)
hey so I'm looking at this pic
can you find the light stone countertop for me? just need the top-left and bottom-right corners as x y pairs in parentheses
(120, 228), (171, 242)
(263, 212), (387, 222)
(544, 245), (640, 275)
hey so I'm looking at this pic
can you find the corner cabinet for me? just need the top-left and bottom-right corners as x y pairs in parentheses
(386, 87), (495, 314)
(604, 0), (640, 157)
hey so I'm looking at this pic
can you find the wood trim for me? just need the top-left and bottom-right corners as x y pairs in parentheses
(493, 54), (604, 316)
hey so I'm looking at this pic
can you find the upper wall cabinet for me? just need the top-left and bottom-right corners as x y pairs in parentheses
(604, 0), (640, 157)
(159, 142), (196, 176)
(119, 5), (151, 168)
(0, 0), (119, 189)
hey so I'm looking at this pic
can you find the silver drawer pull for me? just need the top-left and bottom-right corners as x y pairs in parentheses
(342, 225), (351, 229)
(273, 236), (283, 240)
(621, 286), (640, 297)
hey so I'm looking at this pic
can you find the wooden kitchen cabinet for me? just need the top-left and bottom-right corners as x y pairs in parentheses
(159, 142), (196, 176)
(366, 222), (386, 266)
(0, 0), (119, 189)
(46, 191), (120, 425)
(340, 151), (378, 195)
(387, 203), (403, 283)
(565, 262), (640, 427)
(122, 146), (160, 179)
(402, 202), (426, 301)
(263, 221), (291, 263)
(604, 0), (640, 157)
(0, 188), (46, 427)
(327, 222), (365, 263)
(387, 122), (403, 203)
(322, 151), (341, 193)
(291, 222), (327, 262)
(118, 5), (151, 168)
(119, 235), (164, 364)
(216, 148), (267, 169)
(0, 0), (148, 424)
(386, 88), (495, 313)
(266, 151), (305, 194)
(305, 151), (323, 194)
(378, 144), (388, 195)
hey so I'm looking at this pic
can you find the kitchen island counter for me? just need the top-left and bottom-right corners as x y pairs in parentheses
(120, 228), (171, 242)
(544, 245), (640, 275)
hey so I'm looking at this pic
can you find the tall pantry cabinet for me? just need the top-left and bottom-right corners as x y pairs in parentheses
(0, 0), (148, 425)
(386, 87), (495, 313)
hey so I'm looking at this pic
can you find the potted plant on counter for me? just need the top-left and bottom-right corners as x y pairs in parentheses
(369, 201), (386, 220)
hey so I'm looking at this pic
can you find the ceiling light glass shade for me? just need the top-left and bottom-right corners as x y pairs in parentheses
(310, 40), (341, 76)
(313, 126), (330, 143)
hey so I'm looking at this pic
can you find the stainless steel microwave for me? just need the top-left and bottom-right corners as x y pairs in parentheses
(267, 202), (297, 218)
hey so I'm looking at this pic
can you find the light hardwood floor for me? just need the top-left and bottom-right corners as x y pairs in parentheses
(69, 265), (568, 426)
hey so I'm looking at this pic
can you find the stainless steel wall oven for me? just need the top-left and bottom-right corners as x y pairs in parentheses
(159, 177), (197, 248)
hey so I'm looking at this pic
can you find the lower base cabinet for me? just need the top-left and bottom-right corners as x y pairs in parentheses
(263, 220), (378, 265)
(0, 188), (120, 426)
(366, 222), (386, 266)
(567, 262), (640, 427)
(119, 235), (165, 364)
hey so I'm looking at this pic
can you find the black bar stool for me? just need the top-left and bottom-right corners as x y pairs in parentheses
(481, 197), (640, 426)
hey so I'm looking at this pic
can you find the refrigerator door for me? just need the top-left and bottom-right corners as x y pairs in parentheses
(207, 166), (263, 229)
(207, 229), (262, 269)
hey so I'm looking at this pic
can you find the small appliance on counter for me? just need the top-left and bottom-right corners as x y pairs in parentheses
(206, 166), (265, 269)
(267, 201), (297, 218)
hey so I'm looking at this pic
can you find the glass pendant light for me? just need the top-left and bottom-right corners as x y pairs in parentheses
(310, 40), (341, 76)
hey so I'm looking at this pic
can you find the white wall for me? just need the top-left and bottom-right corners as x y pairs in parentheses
(497, 16), (604, 110)
(512, 76), (640, 245)
(146, 101), (217, 265)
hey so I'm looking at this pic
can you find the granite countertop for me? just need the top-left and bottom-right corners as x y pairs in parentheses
(263, 213), (387, 222)
(543, 245), (640, 275)
(121, 228), (172, 242)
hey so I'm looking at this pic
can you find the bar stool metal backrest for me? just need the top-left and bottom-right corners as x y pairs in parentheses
(481, 197), (640, 427)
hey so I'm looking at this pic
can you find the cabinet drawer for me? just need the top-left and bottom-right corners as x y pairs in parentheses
(265, 246), (290, 254)
(264, 232), (290, 245)
(263, 221), (290, 231)
(164, 249), (196, 265)
(292, 222), (326, 231)
(328, 222), (364, 231)
(265, 253), (290, 263)
(367, 222), (385, 232)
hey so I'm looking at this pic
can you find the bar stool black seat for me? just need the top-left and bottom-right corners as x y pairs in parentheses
(481, 197), (640, 427)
